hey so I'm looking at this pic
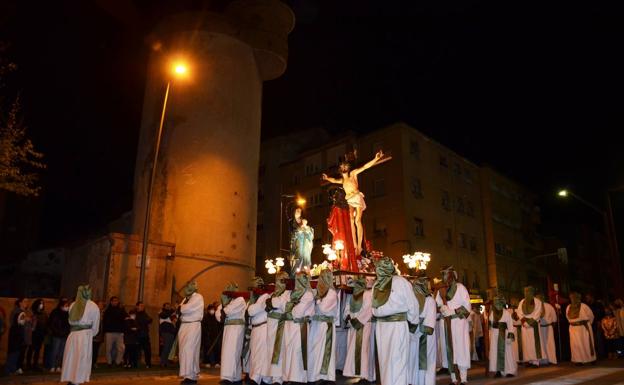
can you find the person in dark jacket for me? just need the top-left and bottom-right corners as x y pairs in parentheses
(4, 298), (28, 375)
(47, 298), (70, 373)
(123, 310), (139, 369)
(103, 296), (127, 366)
(158, 303), (176, 367)
(26, 299), (47, 371)
(135, 301), (153, 368)
(201, 304), (222, 368)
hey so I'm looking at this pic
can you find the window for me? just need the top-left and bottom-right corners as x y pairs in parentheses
(439, 155), (448, 168)
(463, 168), (473, 183)
(458, 233), (467, 248)
(373, 141), (384, 155)
(444, 228), (453, 245)
(469, 237), (477, 252)
(442, 190), (451, 211)
(410, 140), (420, 158)
(306, 190), (324, 207)
(466, 201), (474, 217)
(456, 197), (465, 214)
(453, 162), (462, 176)
(374, 219), (388, 237)
(413, 217), (424, 237)
(304, 154), (322, 176)
(326, 144), (346, 168)
(292, 173), (301, 186)
(411, 177), (423, 198)
(372, 178), (386, 197)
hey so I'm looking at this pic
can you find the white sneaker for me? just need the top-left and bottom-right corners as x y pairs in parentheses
(16, 369), (23, 375)
(215, 364), (220, 368)
(203, 364), (211, 368)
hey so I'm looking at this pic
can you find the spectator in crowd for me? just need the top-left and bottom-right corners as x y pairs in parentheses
(601, 305), (619, 359)
(0, 305), (6, 350)
(47, 298), (70, 373)
(201, 303), (221, 368)
(26, 299), (47, 371)
(5, 298), (28, 375)
(103, 296), (127, 367)
(135, 301), (153, 368)
(158, 303), (176, 368)
(124, 310), (140, 369)
(612, 299), (624, 358)
(92, 300), (106, 368)
(585, 293), (605, 359)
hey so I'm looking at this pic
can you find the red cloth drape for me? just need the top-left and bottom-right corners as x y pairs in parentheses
(327, 206), (359, 271)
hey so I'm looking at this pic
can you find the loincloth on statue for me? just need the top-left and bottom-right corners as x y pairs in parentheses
(345, 191), (366, 211)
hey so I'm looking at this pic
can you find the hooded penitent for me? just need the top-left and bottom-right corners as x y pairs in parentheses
(316, 269), (334, 300)
(349, 276), (367, 313)
(221, 282), (238, 307)
(372, 257), (396, 308)
(272, 271), (289, 298)
(69, 285), (92, 323)
(412, 276), (431, 310)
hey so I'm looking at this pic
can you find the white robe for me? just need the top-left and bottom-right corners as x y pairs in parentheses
(247, 293), (271, 385)
(263, 290), (291, 383)
(282, 290), (315, 383)
(435, 282), (471, 381)
(335, 292), (348, 371)
(511, 309), (522, 363)
(216, 296), (246, 382)
(410, 296), (436, 385)
(343, 290), (375, 382)
(469, 310), (483, 361)
(373, 275), (419, 385)
(435, 315), (444, 369)
(308, 288), (338, 382)
(567, 303), (596, 363)
(178, 292), (204, 381)
(516, 298), (545, 364)
(61, 300), (100, 385)
(539, 302), (558, 364)
(488, 310), (517, 376)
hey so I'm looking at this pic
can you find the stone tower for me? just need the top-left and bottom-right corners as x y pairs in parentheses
(132, 0), (294, 300)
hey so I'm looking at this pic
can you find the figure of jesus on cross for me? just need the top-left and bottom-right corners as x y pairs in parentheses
(322, 150), (386, 256)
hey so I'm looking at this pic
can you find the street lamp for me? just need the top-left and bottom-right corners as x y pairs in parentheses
(137, 58), (190, 302)
(556, 187), (621, 297)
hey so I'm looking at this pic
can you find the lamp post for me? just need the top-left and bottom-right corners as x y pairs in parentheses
(137, 59), (189, 302)
(557, 188), (621, 297)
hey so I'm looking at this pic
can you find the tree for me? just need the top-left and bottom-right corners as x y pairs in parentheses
(0, 43), (45, 196)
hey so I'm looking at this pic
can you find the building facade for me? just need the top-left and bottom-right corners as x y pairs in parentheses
(256, 122), (533, 295)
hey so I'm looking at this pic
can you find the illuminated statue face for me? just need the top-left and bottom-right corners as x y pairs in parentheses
(339, 163), (350, 174)
(294, 208), (302, 219)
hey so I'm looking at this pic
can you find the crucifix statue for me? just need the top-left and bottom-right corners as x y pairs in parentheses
(322, 150), (387, 255)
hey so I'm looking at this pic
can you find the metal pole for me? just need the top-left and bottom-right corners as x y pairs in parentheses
(138, 81), (170, 302)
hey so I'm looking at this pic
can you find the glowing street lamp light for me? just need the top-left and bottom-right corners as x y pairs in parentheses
(557, 189), (569, 197)
(296, 197), (307, 207)
(138, 56), (192, 302)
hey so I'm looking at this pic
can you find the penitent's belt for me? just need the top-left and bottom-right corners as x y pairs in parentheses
(570, 320), (595, 356)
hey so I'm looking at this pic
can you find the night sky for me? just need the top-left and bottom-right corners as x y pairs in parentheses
(1, 0), (622, 253)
